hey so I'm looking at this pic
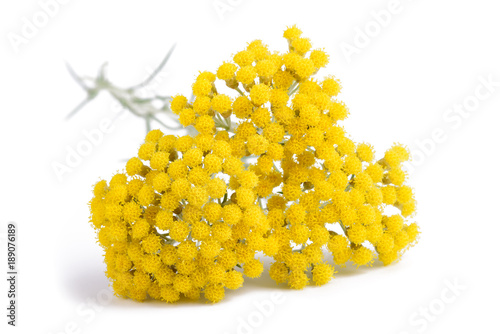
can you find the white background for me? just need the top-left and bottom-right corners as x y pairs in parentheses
(1, 0), (499, 333)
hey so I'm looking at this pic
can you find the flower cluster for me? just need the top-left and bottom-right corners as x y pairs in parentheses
(88, 26), (419, 303)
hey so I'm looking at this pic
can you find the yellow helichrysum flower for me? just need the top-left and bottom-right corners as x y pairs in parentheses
(204, 283), (225, 303)
(170, 95), (188, 114)
(203, 201), (221, 223)
(283, 25), (302, 41)
(211, 222), (232, 242)
(211, 94), (232, 113)
(194, 115), (215, 135)
(236, 65), (257, 85)
(376, 233), (395, 255)
(291, 37), (311, 55)
(294, 57), (316, 79)
(251, 106), (271, 128)
(193, 96), (211, 115)
(312, 262), (335, 286)
(247, 134), (269, 156)
(217, 62), (237, 81)
(250, 83), (271, 106)
(174, 135), (194, 153)
(233, 50), (255, 67)
(232, 95), (253, 119)
(243, 258), (264, 278)
(255, 59), (278, 78)
(288, 270), (309, 290)
(309, 49), (329, 69)
(125, 157), (144, 176)
(89, 26), (420, 304)
(197, 71), (216, 83)
(141, 234), (161, 254)
(321, 76), (342, 96)
(161, 285), (180, 303)
(178, 108), (196, 127)
(224, 270), (244, 290)
(269, 262), (288, 284)
(192, 78), (212, 97)
(144, 129), (164, 143)
(357, 143), (375, 162)
(273, 70), (295, 89)
(222, 204), (242, 225)
(351, 246), (374, 267)
(247, 40), (270, 61)
(290, 224), (310, 244)
(206, 178), (226, 199)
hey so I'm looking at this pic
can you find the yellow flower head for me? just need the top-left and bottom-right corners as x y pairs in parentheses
(89, 26), (419, 304)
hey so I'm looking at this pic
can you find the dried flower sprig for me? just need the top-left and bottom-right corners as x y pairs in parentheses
(88, 26), (420, 304)
(67, 44), (184, 133)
